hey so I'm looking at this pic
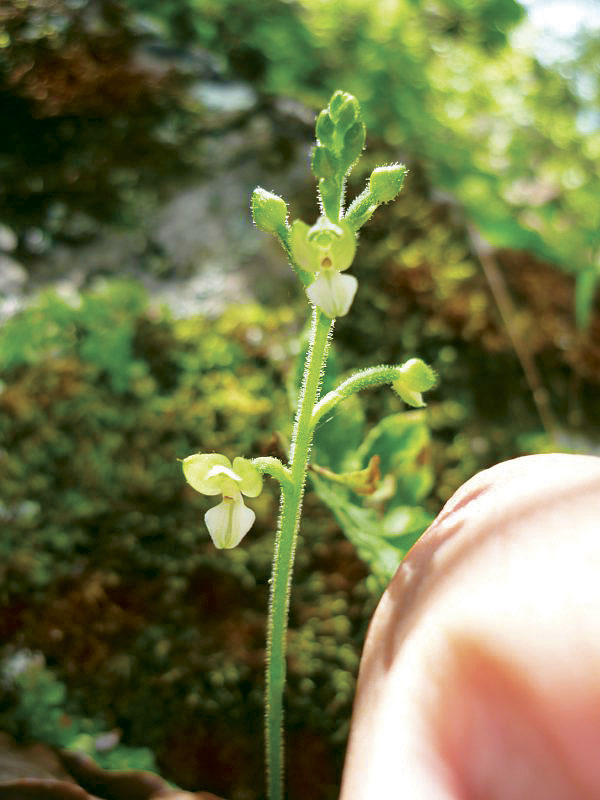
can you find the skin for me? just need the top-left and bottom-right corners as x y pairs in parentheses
(340, 453), (600, 800)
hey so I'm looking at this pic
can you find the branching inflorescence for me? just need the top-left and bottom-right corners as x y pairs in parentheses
(182, 90), (437, 800)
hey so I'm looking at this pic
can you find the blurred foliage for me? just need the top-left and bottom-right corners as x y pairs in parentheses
(0, 651), (156, 770)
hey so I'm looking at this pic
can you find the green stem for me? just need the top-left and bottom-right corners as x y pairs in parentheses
(253, 456), (293, 489)
(310, 364), (401, 432)
(266, 308), (334, 800)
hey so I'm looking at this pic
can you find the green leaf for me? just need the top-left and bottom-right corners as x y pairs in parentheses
(311, 476), (406, 582)
(356, 412), (433, 504)
(356, 412), (429, 473)
(383, 505), (434, 540)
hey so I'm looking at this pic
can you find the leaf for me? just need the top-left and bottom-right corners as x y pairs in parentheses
(356, 411), (433, 503)
(311, 475), (406, 582)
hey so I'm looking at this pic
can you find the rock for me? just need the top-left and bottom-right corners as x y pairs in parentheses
(0, 224), (17, 253)
(0, 256), (27, 295)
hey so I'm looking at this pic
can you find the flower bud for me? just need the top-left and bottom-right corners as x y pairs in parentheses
(251, 187), (288, 234)
(315, 110), (336, 148)
(311, 145), (337, 179)
(341, 121), (366, 165)
(392, 358), (437, 408)
(329, 91), (360, 128)
(369, 164), (407, 204)
(392, 358), (437, 407)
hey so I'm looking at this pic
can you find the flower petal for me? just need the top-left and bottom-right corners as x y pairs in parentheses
(205, 464), (243, 496)
(182, 453), (232, 496)
(306, 271), (358, 318)
(290, 220), (320, 272)
(329, 220), (356, 271)
(204, 496), (256, 549)
(232, 457), (263, 498)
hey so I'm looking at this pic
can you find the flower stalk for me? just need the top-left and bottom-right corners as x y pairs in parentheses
(265, 308), (333, 800)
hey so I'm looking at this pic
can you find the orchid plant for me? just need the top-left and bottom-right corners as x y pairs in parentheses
(182, 91), (436, 800)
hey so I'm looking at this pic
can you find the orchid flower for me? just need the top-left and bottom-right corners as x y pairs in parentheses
(290, 216), (358, 318)
(182, 453), (262, 548)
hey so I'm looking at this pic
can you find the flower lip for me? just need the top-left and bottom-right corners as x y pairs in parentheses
(205, 494), (255, 549)
(306, 270), (358, 318)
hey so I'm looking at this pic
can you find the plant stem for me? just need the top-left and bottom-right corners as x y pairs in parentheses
(310, 364), (402, 432)
(265, 308), (334, 800)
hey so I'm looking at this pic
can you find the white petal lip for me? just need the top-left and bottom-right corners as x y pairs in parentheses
(204, 496), (256, 549)
(306, 271), (358, 318)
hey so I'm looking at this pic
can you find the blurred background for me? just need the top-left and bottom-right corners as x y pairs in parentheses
(0, 1), (599, 798)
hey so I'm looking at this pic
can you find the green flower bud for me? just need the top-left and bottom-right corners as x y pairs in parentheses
(369, 164), (407, 203)
(315, 110), (335, 148)
(311, 145), (337, 179)
(329, 91), (360, 127)
(341, 120), (366, 165)
(336, 96), (359, 131)
(251, 187), (288, 233)
(392, 358), (437, 407)
(318, 177), (340, 219)
(329, 90), (347, 117)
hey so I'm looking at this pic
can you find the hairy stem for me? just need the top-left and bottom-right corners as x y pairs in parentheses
(253, 456), (293, 489)
(265, 308), (334, 800)
(310, 364), (401, 432)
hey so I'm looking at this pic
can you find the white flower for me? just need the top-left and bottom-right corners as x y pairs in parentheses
(182, 453), (262, 548)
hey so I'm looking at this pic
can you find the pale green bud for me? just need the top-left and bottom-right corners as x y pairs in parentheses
(392, 358), (437, 407)
(315, 110), (335, 148)
(341, 120), (366, 165)
(311, 145), (337, 179)
(369, 164), (407, 203)
(251, 187), (288, 233)
(329, 91), (360, 128)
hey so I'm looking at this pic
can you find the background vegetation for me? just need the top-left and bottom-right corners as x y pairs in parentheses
(1, 1), (599, 799)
